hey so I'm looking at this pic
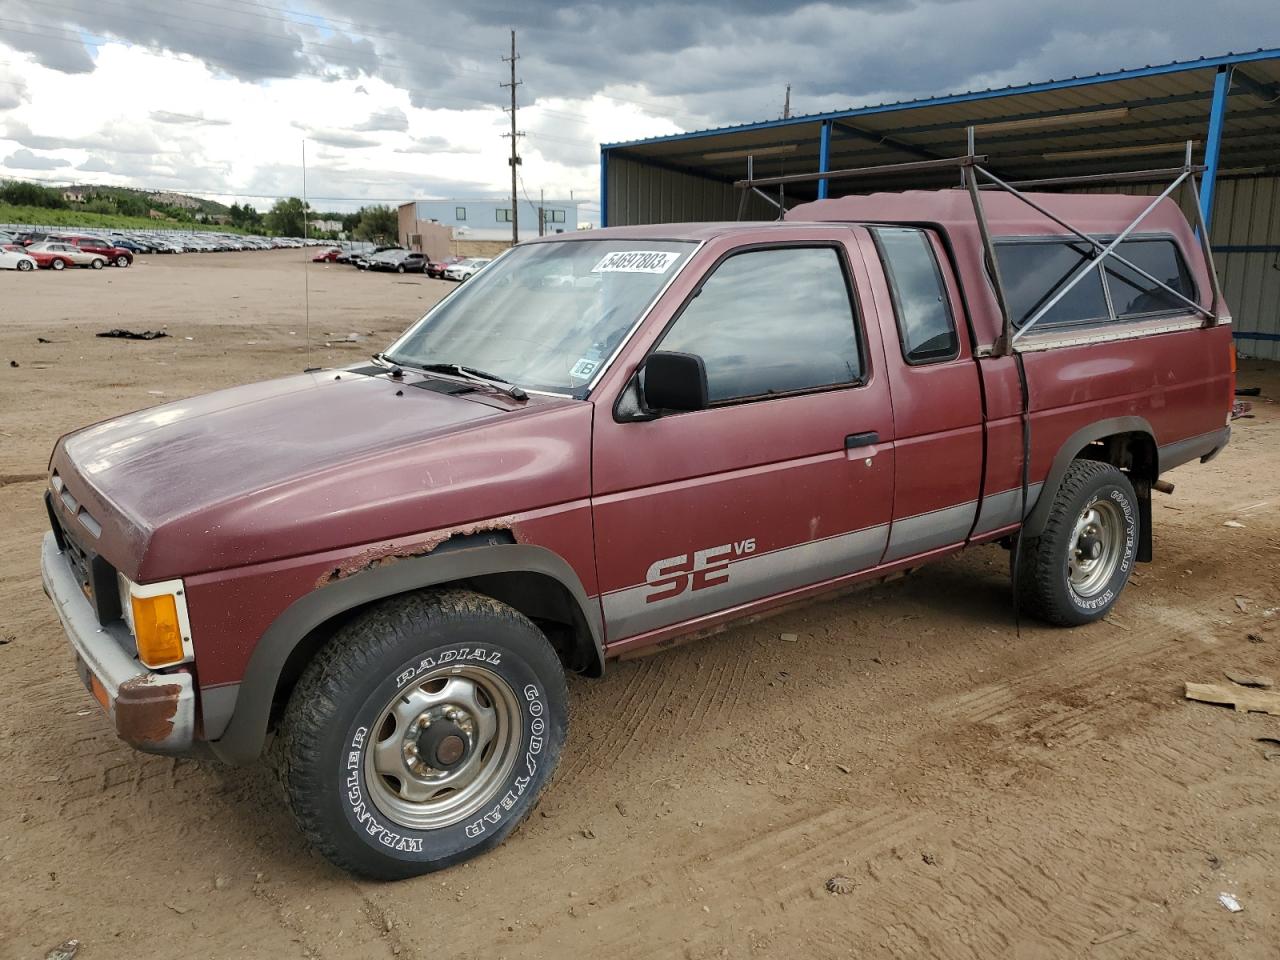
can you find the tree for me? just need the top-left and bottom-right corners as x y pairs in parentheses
(265, 197), (308, 236)
(354, 204), (398, 243)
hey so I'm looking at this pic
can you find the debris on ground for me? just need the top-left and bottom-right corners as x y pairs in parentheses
(1223, 520), (1246, 528)
(36, 336), (51, 343)
(1247, 633), (1266, 644)
(1218, 893), (1243, 913)
(825, 876), (855, 895)
(8, 360), (17, 368)
(1090, 929), (1135, 946)
(1185, 681), (1280, 715)
(164, 902), (189, 915)
(1234, 596), (1249, 613)
(96, 329), (169, 340)
(44, 940), (80, 960)
(1224, 670), (1275, 689)
(779, 633), (799, 642)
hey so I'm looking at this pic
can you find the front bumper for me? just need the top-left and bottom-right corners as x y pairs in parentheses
(41, 532), (196, 755)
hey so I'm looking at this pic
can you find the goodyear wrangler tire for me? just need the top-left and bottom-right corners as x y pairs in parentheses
(275, 589), (568, 879)
(1014, 459), (1139, 627)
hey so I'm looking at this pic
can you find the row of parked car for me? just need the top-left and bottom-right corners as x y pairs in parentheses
(0, 226), (341, 271)
(312, 245), (493, 281)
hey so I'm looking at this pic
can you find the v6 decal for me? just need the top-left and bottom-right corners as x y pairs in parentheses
(644, 539), (756, 604)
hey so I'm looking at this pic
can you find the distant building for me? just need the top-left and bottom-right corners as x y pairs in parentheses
(400, 198), (580, 243)
(148, 209), (168, 220)
(62, 190), (86, 203)
(309, 219), (343, 233)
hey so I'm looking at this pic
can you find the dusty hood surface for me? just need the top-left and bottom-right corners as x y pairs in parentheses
(50, 369), (589, 580)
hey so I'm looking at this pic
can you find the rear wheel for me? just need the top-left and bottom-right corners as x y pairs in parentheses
(51, 258), (65, 270)
(1014, 459), (1139, 626)
(90, 258), (105, 270)
(274, 589), (568, 879)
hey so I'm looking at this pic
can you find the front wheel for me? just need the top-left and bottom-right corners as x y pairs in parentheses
(396, 264), (406, 273)
(51, 258), (65, 270)
(90, 258), (105, 270)
(1013, 459), (1139, 626)
(275, 589), (568, 879)
(17, 260), (33, 272)
(115, 255), (130, 267)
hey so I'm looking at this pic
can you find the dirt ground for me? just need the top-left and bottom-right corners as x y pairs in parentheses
(1, 250), (1278, 960)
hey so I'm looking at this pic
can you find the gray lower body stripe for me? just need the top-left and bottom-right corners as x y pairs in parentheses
(604, 524), (889, 640)
(973, 483), (1044, 536)
(883, 500), (977, 563)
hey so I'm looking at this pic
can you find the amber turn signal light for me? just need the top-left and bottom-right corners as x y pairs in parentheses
(131, 592), (186, 668)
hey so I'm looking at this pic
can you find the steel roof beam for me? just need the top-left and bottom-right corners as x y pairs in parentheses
(830, 120), (944, 162)
(1232, 68), (1280, 105)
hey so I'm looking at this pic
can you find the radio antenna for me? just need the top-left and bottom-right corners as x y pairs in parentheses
(302, 138), (311, 369)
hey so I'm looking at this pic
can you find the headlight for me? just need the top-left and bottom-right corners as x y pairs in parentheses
(118, 574), (194, 668)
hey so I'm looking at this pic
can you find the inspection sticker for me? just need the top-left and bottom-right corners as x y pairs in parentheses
(591, 250), (681, 274)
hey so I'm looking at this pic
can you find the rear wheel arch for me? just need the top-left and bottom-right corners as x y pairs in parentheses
(1025, 417), (1157, 560)
(209, 538), (603, 765)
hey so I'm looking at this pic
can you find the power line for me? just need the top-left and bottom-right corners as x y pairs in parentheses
(500, 28), (522, 245)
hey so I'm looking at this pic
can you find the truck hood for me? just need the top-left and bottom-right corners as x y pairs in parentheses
(50, 369), (591, 580)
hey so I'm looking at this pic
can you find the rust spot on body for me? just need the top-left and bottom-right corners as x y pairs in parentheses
(115, 675), (182, 744)
(317, 516), (519, 588)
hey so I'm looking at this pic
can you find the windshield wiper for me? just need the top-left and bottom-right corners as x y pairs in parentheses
(416, 362), (528, 401)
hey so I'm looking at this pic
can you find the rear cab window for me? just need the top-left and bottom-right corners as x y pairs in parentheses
(870, 227), (960, 364)
(655, 245), (862, 403)
(995, 235), (1196, 331)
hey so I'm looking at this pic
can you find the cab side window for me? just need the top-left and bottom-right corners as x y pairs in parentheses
(871, 227), (959, 364)
(657, 246), (862, 403)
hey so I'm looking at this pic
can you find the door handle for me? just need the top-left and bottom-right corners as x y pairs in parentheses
(845, 431), (880, 450)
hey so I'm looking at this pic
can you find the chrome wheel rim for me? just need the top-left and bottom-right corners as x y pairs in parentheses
(1068, 498), (1124, 598)
(365, 665), (521, 831)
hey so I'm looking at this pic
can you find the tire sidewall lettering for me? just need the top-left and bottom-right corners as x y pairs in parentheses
(340, 641), (550, 862)
(1068, 486), (1137, 613)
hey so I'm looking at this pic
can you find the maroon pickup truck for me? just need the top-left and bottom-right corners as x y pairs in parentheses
(40, 189), (1234, 878)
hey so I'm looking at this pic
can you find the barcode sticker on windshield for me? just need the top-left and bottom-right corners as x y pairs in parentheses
(591, 251), (681, 274)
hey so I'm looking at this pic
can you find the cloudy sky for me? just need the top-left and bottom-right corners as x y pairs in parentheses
(0, 1), (1276, 222)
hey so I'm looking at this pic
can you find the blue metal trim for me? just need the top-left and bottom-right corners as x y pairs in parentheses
(599, 147), (608, 228)
(1234, 331), (1280, 342)
(1216, 244), (1280, 253)
(1201, 66), (1231, 229)
(817, 121), (831, 200)
(601, 48), (1280, 151)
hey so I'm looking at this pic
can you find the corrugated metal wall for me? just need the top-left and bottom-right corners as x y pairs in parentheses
(1065, 175), (1280, 360)
(605, 154), (778, 225)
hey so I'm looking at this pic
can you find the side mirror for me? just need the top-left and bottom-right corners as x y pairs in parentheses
(642, 351), (709, 412)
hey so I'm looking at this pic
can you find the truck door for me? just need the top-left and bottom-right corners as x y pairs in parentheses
(854, 227), (984, 560)
(591, 229), (896, 650)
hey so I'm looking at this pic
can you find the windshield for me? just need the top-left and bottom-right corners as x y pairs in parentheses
(385, 239), (695, 395)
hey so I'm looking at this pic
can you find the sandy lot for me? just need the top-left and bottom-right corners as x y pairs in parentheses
(1, 250), (1278, 960)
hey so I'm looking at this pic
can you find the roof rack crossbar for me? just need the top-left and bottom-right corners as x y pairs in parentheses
(733, 154), (985, 190)
(977, 165), (1206, 190)
(974, 165), (1215, 323)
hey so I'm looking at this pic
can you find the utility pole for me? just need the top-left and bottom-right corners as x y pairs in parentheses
(783, 84), (791, 119)
(538, 187), (545, 237)
(500, 29), (522, 245)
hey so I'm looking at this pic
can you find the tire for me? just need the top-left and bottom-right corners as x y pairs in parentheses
(1013, 459), (1139, 626)
(17, 260), (33, 272)
(51, 258), (65, 271)
(90, 258), (105, 270)
(274, 588), (569, 880)
(396, 264), (405, 274)
(115, 255), (130, 267)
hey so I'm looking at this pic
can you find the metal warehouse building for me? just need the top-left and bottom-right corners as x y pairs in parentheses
(599, 49), (1280, 359)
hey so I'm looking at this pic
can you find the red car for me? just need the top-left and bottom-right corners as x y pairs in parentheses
(60, 235), (134, 267)
(426, 255), (461, 279)
(40, 188), (1232, 880)
(312, 248), (342, 262)
(24, 241), (106, 270)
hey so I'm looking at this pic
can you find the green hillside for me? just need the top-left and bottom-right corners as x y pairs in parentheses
(0, 203), (250, 233)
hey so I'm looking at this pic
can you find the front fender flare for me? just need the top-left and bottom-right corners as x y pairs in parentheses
(207, 542), (603, 765)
